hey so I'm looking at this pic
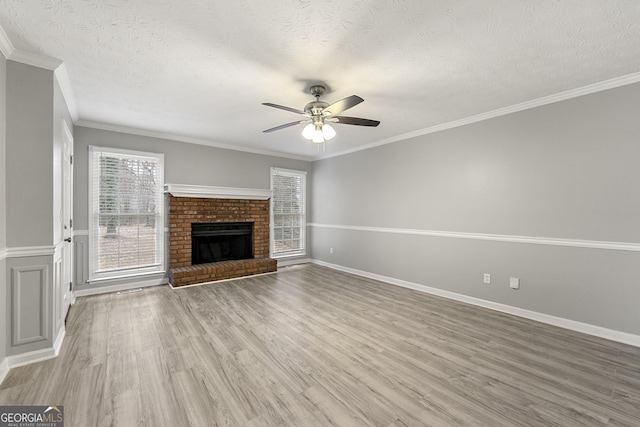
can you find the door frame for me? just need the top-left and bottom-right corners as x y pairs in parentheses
(61, 120), (74, 320)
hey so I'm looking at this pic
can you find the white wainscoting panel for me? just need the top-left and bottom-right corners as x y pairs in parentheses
(53, 245), (63, 333)
(73, 235), (89, 286)
(11, 265), (50, 346)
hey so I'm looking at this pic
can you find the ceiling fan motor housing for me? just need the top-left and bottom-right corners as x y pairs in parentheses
(304, 100), (329, 118)
(306, 85), (329, 119)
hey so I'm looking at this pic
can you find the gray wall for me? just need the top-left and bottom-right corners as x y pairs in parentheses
(72, 126), (312, 290)
(6, 61), (54, 247)
(310, 82), (640, 335)
(4, 61), (63, 357)
(0, 52), (7, 366)
(0, 52), (6, 251)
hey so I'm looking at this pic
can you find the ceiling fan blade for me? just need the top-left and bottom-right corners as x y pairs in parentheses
(332, 116), (380, 127)
(262, 102), (306, 115)
(263, 120), (309, 133)
(324, 95), (364, 116)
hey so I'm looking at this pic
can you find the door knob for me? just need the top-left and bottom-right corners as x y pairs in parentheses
(64, 237), (72, 243)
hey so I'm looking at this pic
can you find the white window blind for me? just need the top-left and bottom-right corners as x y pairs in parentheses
(89, 146), (165, 280)
(271, 167), (306, 257)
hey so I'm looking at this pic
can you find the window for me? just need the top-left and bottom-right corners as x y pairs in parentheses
(271, 167), (306, 257)
(89, 146), (165, 280)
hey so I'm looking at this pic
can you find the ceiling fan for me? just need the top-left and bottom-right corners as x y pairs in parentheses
(262, 85), (380, 143)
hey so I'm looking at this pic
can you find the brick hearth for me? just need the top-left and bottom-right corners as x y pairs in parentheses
(168, 195), (276, 287)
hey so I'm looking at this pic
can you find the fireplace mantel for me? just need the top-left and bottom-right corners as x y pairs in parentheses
(165, 184), (271, 200)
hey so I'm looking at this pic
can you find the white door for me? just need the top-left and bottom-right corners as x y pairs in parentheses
(61, 122), (74, 321)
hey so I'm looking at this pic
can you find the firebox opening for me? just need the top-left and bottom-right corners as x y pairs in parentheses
(192, 222), (253, 265)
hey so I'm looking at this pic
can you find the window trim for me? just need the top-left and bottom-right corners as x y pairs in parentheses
(88, 146), (165, 282)
(270, 167), (307, 258)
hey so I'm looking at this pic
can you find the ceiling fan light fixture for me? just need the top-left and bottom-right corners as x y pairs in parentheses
(302, 123), (315, 139)
(322, 124), (336, 140)
(312, 125), (325, 143)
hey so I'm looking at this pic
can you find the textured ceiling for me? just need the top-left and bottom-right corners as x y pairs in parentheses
(1, 0), (640, 159)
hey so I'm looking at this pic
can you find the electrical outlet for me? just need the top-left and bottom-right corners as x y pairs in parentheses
(483, 273), (491, 284)
(330, 247), (333, 254)
(510, 277), (520, 290)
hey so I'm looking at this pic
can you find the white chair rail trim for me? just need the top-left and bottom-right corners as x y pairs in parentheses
(308, 223), (640, 252)
(3, 245), (57, 259)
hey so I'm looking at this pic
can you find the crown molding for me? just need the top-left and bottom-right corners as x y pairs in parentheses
(9, 49), (61, 70)
(0, 24), (78, 121)
(0, 23), (61, 69)
(9, 51), (78, 120)
(54, 63), (79, 121)
(76, 120), (313, 162)
(0, 25), (12, 59)
(314, 71), (640, 161)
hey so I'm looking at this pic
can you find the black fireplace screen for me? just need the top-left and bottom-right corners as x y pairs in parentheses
(191, 222), (253, 264)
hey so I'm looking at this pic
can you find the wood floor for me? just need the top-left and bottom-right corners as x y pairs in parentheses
(1, 264), (639, 426)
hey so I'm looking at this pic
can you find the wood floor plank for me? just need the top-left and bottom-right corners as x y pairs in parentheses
(171, 367), (238, 427)
(1, 263), (639, 426)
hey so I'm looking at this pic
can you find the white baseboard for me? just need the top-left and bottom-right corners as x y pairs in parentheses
(74, 278), (166, 297)
(0, 357), (8, 385)
(5, 326), (65, 371)
(6, 347), (57, 370)
(53, 326), (65, 355)
(311, 259), (640, 348)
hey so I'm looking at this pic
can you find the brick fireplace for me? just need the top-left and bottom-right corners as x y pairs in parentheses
(166, 184), (277, 287)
